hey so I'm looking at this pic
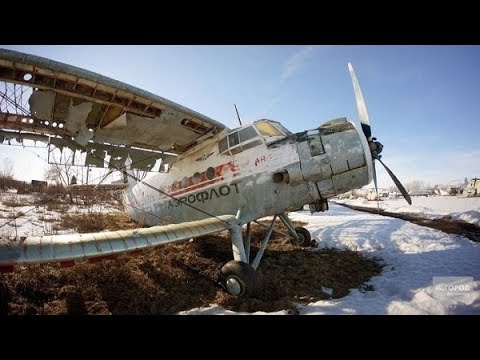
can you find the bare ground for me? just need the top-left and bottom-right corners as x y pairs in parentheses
(0, 216), (383, 315)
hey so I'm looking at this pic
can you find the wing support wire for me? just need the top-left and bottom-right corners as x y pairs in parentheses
(0, 215), (235, 270)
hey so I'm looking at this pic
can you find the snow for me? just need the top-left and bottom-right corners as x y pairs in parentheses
(184, 204), (480, 315)
(1, 193), (478, 315)
(335, 196), (480, 226)
(0, 193), (119, 238)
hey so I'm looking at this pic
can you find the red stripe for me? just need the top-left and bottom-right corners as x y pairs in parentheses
(166, 160), (240, 194)
(169, 177), (223, 196)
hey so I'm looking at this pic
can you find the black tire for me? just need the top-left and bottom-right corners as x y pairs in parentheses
(292, 227), (311, 247)
(220, 260), (258, 297)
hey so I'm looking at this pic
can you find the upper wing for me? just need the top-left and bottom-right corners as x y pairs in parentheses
(0, 215), (235, 271)
(0, 48), (228, 169)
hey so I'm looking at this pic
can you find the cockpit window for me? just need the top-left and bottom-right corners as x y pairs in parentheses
(255, 121), (284, 137)
(270, 121), (292, 136)
(228, 132), (240, 147)
(239, 126), (257, 142)
(218, 125), (262, 155)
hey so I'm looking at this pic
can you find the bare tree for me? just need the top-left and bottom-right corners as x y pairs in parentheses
(44, 151), (79, 203)
(0, 157), (14, 179)
(405, 180), (427, 192)
(0, 157), (16, 191)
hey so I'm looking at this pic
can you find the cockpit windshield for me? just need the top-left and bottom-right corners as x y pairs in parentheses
(254, 120), (291, 142)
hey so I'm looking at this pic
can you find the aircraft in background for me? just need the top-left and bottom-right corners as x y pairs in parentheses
(0, 49), (410, 296)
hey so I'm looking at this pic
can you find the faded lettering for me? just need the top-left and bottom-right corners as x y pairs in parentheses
(167, 183), (240, 208)
(255, 156), (267, 166)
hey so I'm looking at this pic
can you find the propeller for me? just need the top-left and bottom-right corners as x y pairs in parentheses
(348, 62), (372, 142)
(348, 62), (412, 206)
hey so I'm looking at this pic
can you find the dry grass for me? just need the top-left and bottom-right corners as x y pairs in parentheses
(54, 212), (140, 233)
(2, 199), (21, 208)
(0, 219), (383, 315)
(46, 202), (68, 212)
(7, 211), (25, 219)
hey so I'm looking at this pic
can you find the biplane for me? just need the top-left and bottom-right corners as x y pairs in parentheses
(0, 49), (410, 296)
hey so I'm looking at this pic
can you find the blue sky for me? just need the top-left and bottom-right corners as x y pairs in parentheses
(0, 45), (479, 189)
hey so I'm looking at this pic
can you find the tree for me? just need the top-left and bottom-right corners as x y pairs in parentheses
(0, 157), (16, 191)
(44, 151), (79, 203)
(405, 180), (426, 192)
(0, 157), (14, 179)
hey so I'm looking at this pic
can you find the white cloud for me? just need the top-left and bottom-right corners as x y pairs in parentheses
(281, 46), (317, 82)
(247, 95), (281, 122)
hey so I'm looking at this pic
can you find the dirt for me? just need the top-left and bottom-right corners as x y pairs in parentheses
(0, 219), (383, 315)
(335, 202), (480, 242)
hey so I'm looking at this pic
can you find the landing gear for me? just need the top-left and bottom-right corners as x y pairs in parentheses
(278, 212), (311, 247)
(221, 211), (313, 297)
(292, 226), (311, 247)
(220, 261), (258, 297)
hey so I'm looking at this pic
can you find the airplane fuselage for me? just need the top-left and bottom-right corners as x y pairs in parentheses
(123, 118), (373, 226)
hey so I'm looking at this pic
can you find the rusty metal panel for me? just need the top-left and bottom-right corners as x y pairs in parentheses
(0, 48), (228, 155)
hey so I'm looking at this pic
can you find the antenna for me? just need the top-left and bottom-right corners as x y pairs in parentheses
(234, 104), (243, 126)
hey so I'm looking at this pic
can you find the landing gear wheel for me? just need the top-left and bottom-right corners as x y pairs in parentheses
(220, 260), (258, 297)
(292, 227), (311, 247)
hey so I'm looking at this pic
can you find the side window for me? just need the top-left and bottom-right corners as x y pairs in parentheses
(219, 126), (261, 155)
(239, 126), (257, 142)
(228, 132), (240, 147)
(307, 132), (325, 156)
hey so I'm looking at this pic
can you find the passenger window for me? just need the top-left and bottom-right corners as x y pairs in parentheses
(193, 172), (201, 184)
(206, 167), (215, 180)
(239, 126), (257, 142)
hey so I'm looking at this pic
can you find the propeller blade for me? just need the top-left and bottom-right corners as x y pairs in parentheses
(348, 62), (372, 141)
(373, 160), (378, 195)
(377, 158), (412, 205)
(373, 161), (380, 212)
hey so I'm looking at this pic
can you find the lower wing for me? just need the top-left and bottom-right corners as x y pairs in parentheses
(0, 215), (235, 271)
